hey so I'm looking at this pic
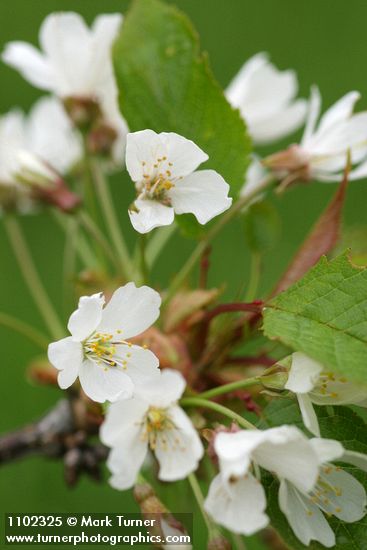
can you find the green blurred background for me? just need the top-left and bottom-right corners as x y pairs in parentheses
(1, 1), (367, 548)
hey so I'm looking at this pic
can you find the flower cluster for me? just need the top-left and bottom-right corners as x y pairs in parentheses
(2, 8), (367, 550)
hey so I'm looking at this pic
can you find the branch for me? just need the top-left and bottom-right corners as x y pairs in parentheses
(0, 398), (108, 486)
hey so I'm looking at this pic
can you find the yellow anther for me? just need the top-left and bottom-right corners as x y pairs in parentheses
(306, 510), (313, 516)
(335, 507), (342, 513)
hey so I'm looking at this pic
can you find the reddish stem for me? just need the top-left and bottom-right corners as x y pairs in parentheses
(226, 354), (275, 367)
(204, 301), (264, 323)
(199, 245), (211, 289)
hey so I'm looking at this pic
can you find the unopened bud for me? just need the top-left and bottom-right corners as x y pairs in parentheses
(38, 179), (81, 213)
(259, 371), (288, 390)
(27, 359), (58, 386)
(16, 150), (56, 188)
(15, 151), (81, 213)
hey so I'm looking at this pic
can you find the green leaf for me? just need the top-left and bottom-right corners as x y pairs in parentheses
(113, 0), (251, 234)
(263, 253), (367, 383)
(260, 400), (367, 550)
(244, 199), (281, 253)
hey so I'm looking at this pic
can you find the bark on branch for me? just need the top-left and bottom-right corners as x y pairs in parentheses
(0, 398), (108, 486)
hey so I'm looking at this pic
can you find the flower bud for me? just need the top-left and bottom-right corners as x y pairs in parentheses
(259, 371), (288, 390)
(15, 151), (81, 213)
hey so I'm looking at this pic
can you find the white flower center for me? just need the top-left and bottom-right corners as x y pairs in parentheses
(140, 406), (184, 452)
(312, 372), (348, 399)
(307, 465), (343, 516)
(139, 157), (177, 204)
(83, 331), (134, 372)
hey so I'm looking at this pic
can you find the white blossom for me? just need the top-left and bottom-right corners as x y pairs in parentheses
(100, 369), (204, 489)
(204, 426), (320, 535)
(48, 283), (161, 403)
(226, 52), (307, 145)
(0, 96), (81, 212)
(2, 12), (128, 164)
(285, 352), (367, 436)
(126, 130), (232, 233)
(265, 86), (367, 185)
(240, 155), (269, 202)
(279, 437), (367, 547)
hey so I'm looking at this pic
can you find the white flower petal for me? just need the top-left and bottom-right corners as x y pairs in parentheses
(169, 170), (232, 224)
(226, 53), (306, 145)
(278, 479), (335, 548)
(0, 110), (27, 183)
(2, 42), (54, 91)
(100, 398), (148, 447)
(160, 132), (208, 178)
(90, 14), (122, 89)
(115, 344), (160, 385)
(135, 369), (186, 408)
(79, 359), (134, 403)
(310, 377), (367, 406)
(99, 282), (161, 339)
(316, 466), (367, 522)
(249, 99), (307, 145)
(302, 85), (322, 145)
(240, 156), (267, 200)
(317, 91), (360, 135)
(226, 53), (269, 107)
(126, 130), (165, 182)
(308, 112), (367, 156)
(215, 430), (262, 481)
(161, 520), (192, 550)
(155, 406), (203, 481)
(48, 336), (82, 389)
(67, 292), (105, 341)
(297, 393), (321, 437)
(39, 12), (92, 96)
(107, 437), (148, 490)
(129, 199), (175, 234)
(27, 96), (81, 175)
(341, 450), (367, 472)
(310, 438), (344, 464)
(285, 352), (323, 393)
(253, 425), (319, 492)
(204, 473), (269, 536)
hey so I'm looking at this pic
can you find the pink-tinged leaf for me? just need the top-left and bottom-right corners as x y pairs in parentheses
(273, 164), (350, 296)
